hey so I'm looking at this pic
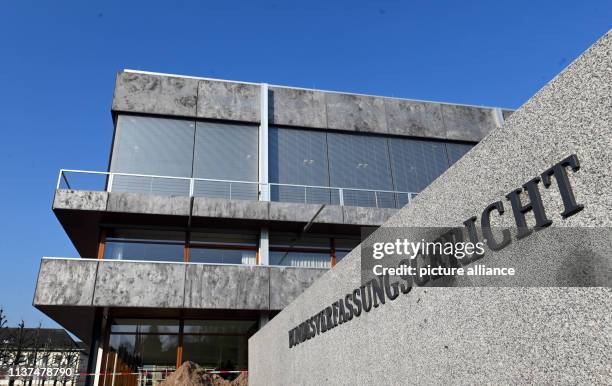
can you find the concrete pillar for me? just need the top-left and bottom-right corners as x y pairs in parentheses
(259, 228), (269, 265)
(259, 83), (270, 201)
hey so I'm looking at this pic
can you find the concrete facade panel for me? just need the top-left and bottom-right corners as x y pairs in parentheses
(184, 264), (269, 310)
(33, 259), (97, 306)
(269, 267), (327, 310)
(248, 31), (612, 386)
(268, 202), (343, 224)
(441, 104), (498, 141)
(325, 93), (387, 133)
(384, 99), (446, 139)
(53, 189), (108, 211)
(269, 87), (327, 128)
(197, 80), (260, 122)
(106, 192), (190, 216)
(342, 206), (397, 226)
(192, 197), (269, 220)
(93, 261), (185, 308)
(112, 72), (198, 117)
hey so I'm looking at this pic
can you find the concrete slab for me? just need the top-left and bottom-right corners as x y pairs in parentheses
(197, 79), (260, 122)
(342, 206), (397, 226)
(93, 261), (185, 308)
(192, 197), (269, 220)
(269, 87), (327, 128)
(325, 92), (387, 133)
(33, 259), (97, 306)
(106, 192), (190, 216)
(269, 267), (327, 309)
(112, 72), (198, 117)
(183, 264), (269, 309)
(442, 104), (498, 142)
(53, 189), (108, 211)
(268, 202), (343, 224)
(384, 99), (446, 139)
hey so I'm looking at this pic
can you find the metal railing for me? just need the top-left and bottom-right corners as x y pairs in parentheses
(57, 169), (416, 209)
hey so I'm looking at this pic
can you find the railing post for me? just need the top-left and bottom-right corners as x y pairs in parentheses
(56, 170), (63, 189)
(229, 183), (232, 200)
(374, 191), (379, 208)
(107, 173), (114, 192)
(304, 186), (307, 204)
(339, 188), (344, 206)
(189, 178), (194, 197)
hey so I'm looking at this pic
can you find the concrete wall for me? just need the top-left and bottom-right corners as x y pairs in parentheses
(34, 258), (326, 311)
(247, 31), (612, 385)
(112, 71), (511, 142)
(54, 191), (397, 227)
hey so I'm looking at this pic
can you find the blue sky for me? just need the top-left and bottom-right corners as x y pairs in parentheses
(0, 1), (610, 328)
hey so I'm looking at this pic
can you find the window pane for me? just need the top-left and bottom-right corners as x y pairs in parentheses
(193, 121), (258, 182)
(190, 229), (258, 246)
(269, 128), (330, 204)
(327, 133), (393, 207)
(183, 320), (257, 334)
(111, 115), (195, 177)
(270, 251), (331, 268)
(183, 335), (248, 371)
(389, 138), (449, 193)
(190, 248), (256, 265)
(104, 241), (184, 262)
(110, 319), (179, 334)
(446, 142), (474, 165)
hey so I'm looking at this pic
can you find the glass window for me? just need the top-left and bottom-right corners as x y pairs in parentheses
(110, 115), (195, 196)
(446, 142), (474, 165)
(190, 248), (256, 265)
(327, 133), (394, 207)
(193, 121), (259, 200)
(389, 138), (449, 198)
(269, 232), (332, 268)
(104, 229), (185, 262)
(105, 319), (179, 386)
(269, 127), (332, 204)
(269, 251), (331, 268)
(182, 320), (255, 372)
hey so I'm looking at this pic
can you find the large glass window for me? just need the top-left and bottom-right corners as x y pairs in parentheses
(269, 127), (331, 204)
(110, 115), (195, 195)
(389, 138), (449, 209)
(104, 229), (185, 262)
(269, 233), (332, 268)
(182, 320), (256, 371)
(104, 319), (179, 386)
(446, 142), (474, 165)
(327, 133), (394, 207)
(189, 229), (258, 265)
(193, 122), (259, 200)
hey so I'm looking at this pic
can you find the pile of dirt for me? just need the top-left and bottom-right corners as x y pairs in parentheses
(159, 361), (248, 386)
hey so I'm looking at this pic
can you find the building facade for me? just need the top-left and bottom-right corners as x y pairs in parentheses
(33, 70), (510, 385)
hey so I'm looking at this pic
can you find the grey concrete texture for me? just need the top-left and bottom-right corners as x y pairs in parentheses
(33, 258), (326, 311)
(55, 189), (398, 227)
(112, 72), (198, 117)
(184, 264), (270, 309)
(113, 71), (507, 142)
(53, 189), (108, 211)
(106, 192), (191, 216)
(248, 31), (612, 385)
(269, 87), (327, 128)
(33, 259), (98, 306)
(197, 79), (260, 122)
(269, 267), (327, 310)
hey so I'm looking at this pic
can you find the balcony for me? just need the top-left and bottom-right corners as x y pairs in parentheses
(33, 257), (328, 341)
(56, 169), (416, 209)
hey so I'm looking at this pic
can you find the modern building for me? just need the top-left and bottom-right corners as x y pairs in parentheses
(33, 70), (511, 385)
(0, 328), (88, 386)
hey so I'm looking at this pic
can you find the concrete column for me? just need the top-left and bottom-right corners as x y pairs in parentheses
(493, 107), (505, 127)
(259, 228), (269, 265)
(259, 83), (270, 201)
